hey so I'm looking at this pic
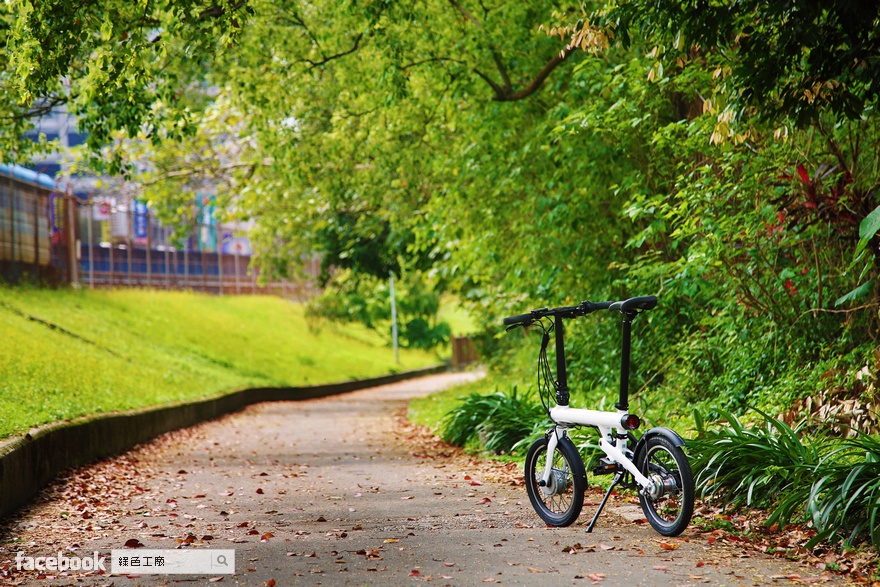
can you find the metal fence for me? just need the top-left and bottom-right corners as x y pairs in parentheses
(0, 168), (318, 297)
(0, 169), (62, 283)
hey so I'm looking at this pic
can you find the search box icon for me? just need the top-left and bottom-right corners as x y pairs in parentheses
(111, 549), (235, 574)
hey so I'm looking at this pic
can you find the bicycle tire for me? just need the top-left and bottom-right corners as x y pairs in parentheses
(636, 435), (694, 536)
(524, 434), (586, 527)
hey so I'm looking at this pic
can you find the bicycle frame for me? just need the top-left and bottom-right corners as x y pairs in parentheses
(538, 311), (650, 490)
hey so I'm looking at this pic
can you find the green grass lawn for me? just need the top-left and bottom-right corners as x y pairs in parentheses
(0, 286), (441, 440)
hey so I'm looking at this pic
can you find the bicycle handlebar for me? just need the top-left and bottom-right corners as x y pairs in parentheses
(502, 312), (535, 326)
(502, 296), (656, 327)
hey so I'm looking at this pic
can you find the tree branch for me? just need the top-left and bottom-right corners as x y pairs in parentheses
(447, 0), (573, 101)
(304, 33), (364, 69)
(494, 46), (574, 101)
(402, 57), (467, 70)
(473, 68), (505, 96)
(3, 96), (68, 121)
(281, 7), (327, 63)
(145, 161), (261, 184)
(199, 1), (249, 21)
(817, 119), (852, 178)
(448, 0), (511, 92)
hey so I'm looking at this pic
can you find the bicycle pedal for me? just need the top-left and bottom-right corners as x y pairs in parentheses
(592, 457), (617, 475)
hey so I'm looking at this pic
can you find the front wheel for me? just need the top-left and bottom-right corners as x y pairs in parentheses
(636, 436), (694, 536)
(524, 433), (586, 527)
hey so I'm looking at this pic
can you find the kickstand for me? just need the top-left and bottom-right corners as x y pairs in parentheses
(585, 471), (623, 533)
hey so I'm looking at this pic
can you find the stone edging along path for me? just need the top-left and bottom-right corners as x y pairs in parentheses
(0, 364), (446, 521)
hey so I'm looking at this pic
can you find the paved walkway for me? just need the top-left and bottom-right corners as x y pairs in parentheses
(0, 373), (850, 586)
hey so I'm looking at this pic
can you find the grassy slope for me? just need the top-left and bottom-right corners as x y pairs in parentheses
(0, 286), (439, 439)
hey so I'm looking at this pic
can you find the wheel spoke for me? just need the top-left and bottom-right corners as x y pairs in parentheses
(525, 435), (585, 527)
(637, 436), (694, 536)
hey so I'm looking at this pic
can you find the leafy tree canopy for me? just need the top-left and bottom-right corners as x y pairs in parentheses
(605, 0), (880, 123)
(1, 0), (250, 165)
(5, 0), (880, 416)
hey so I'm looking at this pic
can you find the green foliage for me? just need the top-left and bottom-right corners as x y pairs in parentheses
(441, 388), (545, 455)
(691, 409), (880, 550)
(606, 0), (880, 122)
(690, 409), (821, 510)
(1, 0), (252, 168)
(806, 435), (880, 550)
(10, 0), (880, 469)
(307, 269), (451, 350)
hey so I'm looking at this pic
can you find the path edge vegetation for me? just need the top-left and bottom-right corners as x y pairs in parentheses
(0, 285), (444, 440)
(0, 363), (445, 521)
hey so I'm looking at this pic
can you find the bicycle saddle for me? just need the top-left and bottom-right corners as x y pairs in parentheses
(610, 295), (657, 313)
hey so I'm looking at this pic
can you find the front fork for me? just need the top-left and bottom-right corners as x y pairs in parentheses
(538, 429), (562, 494)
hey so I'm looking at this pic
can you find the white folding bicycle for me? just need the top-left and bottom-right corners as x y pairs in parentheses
(504, 295), (694, 536)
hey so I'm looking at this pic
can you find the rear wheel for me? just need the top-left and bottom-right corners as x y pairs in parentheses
(636, 436), (694, 536)
(524, 434), (586, 527)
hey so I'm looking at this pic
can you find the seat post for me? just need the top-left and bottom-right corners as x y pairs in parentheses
(554, 315), (569, 406)
(616, 312), (635, 411)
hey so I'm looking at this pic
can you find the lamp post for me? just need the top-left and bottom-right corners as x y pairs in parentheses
(390, 273), (399, 365)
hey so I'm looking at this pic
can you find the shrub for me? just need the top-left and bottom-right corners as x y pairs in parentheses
(806, 434), (880, 549)
(441, 388), (546, 455)
(690, 408), (823, 513)
(691, 408), (880, 550)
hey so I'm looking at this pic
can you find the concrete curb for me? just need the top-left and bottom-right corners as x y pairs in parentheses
(0, 364), (447, 521)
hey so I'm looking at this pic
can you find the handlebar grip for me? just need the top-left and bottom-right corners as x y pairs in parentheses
(503, 313), (533, 326)
(582, 301), (613, 313)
